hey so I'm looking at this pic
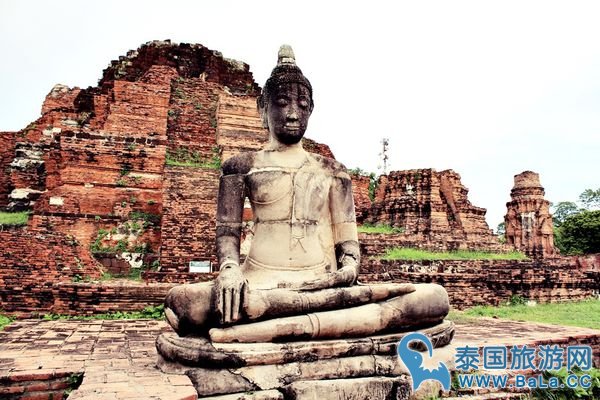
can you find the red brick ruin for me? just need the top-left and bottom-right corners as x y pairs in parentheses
(0, 41), (597, 315)
(368, 169), (505, 251)
(504, 171), (556, 258)
(0, 40), (335, 303)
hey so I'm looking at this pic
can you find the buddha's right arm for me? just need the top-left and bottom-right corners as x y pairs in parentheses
(216, 173), (245, 269)
(214, 172), (248, 324)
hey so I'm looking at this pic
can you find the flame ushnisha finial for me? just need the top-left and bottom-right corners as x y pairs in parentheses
(277, 45), (296, 66)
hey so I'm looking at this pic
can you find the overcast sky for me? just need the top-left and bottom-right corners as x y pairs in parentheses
(1, 1), (599, 228)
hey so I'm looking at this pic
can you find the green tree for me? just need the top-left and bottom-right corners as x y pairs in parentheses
(496, 222), (505, 235)
(496, 222), (506, 243)
(551, 201), (580, 227)
(556, 210), (600, 255)
(579, 188), (600, 210)
(368, 172), (378, 201)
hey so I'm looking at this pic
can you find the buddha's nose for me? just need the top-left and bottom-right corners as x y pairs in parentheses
(287, 104), (299, 121)
(287, 110), (299, 121)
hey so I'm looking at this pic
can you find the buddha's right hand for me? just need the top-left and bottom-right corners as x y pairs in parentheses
(213, 263), (248, 325)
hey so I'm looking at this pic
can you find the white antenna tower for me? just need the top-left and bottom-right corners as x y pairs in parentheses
(378, 138), (389, 174)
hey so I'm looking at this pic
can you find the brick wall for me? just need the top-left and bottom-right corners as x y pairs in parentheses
(41, 84), (82, 115)
(359, 232), (509, 256)
(103, 78), (171, 135)
(302, 138), (335, 158)
(217, 93), (268, 161)
(99, 40), (260, 96)
(351, 174), (372, 224)
(167, 77), (221, 157)
(52, 281), (172, 315)
(0, 228), (102, 313)
(360, 257), (600, 309)
(576, 253), (600, 271)
(159, 167), (220, 273)
(0, 132), (15, 208)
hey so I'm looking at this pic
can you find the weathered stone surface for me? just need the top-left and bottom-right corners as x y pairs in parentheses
(505, 171), (556, 258)
(208, 285), (449, 343)
(369, 169), (506, 252)
(282, 376), (411, 400)
(163, 345), (457, 399)
(156, 320), (455, 368)
(172, 355), (407, 397)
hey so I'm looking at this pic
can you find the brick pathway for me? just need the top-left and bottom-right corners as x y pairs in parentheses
(0, 319), (195, 399)
(0, 318), (598, 399)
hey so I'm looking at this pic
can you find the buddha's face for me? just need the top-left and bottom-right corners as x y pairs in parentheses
(264, 83), (313, 145)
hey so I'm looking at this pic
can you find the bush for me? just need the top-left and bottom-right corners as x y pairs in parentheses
(532, 367), (600, 399)
(357, 224), (404, 234)
(0, 314), (14, 330)
(556, 210), (600, 255)
(0, 211), (30, 226)
(166, 147), (221, 169)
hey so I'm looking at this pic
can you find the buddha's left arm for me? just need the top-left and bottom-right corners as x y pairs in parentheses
(329, 170), (361, 284)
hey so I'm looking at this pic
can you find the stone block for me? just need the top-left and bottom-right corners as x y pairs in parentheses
(282, 376), (411, 400)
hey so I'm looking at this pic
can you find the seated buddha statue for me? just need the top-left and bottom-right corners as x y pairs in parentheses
(164, 45), (449, 343)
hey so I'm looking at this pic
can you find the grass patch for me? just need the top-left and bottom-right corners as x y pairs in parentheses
(381, 248), (528, 261)
(42, 304), (164, 321)
(446, 310), (479, 325)
(358, 224), (404, 234)
(0, 314), (14, 330)
(0, 211), (30, 226)
(100, 268), (143, 281)
(458, 299), (600, 329)
(166, 147), (221, 169)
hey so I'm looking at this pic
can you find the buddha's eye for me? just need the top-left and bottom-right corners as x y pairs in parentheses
(298, 98), (310, 108)
(275, 97), (289, 106)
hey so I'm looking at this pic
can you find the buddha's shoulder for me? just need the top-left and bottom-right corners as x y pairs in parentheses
(221, 152), (256, 175)
(307, 153), (350, 177)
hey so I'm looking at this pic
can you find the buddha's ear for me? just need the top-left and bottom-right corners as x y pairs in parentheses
(257, 95), (269, 129)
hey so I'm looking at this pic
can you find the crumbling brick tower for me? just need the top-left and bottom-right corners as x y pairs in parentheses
(504, 171), (556, 258)
(369, 168), (503, 251)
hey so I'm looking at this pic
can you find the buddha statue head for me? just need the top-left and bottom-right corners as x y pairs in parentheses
(258, 45), (314, 145)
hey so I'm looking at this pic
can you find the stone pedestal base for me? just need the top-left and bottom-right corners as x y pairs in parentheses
(157, 321), (454, 399)
(192, 376), (412, 399)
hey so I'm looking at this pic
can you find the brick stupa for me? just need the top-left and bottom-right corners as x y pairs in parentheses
(504, 171), (556, 258)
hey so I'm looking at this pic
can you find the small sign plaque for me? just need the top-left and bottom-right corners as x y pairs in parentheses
(189, 261), (211, 273)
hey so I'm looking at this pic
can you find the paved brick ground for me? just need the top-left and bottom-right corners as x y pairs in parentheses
(0, 318), (599, 399)
(0, 319), (196, 399)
